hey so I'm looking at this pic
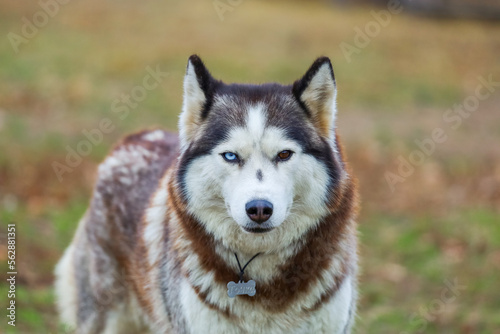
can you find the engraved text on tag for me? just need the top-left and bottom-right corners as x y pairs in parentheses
(227, 280), (256, 298)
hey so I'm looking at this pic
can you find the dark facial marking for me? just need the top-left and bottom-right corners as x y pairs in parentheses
(177, 97), (247, 200)
(256, 169), (263, 181)
(264, 99), (341, 197)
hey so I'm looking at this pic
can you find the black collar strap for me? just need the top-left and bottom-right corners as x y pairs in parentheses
(234, 252), (261, 282)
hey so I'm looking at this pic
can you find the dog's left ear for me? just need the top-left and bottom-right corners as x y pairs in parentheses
(292, 57), (337, 140)
(179, 55), (216, 151)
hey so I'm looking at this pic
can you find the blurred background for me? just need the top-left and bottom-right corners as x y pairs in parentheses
(0, 0), (499, 333)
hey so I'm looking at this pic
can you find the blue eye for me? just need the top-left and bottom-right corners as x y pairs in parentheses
(222, 152), (239, 162)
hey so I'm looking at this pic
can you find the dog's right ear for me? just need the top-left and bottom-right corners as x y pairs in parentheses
(179, 55), (215, 151)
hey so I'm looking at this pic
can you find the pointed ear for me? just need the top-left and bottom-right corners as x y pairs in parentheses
(179, 55), (215, 150)
(292, 57), (337, 139)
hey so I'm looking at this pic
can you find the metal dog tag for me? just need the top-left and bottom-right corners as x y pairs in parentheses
(227, 280), (256, 298)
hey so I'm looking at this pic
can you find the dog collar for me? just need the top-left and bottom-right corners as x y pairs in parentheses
(227, 252), (261, 298)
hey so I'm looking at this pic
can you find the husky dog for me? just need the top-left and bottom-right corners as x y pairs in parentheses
(55, 55), (359, 334)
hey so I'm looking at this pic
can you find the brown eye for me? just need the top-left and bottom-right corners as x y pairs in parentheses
(277, 150), (293, 161)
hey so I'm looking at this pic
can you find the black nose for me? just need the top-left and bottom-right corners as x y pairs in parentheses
(245, 200), (273, 224)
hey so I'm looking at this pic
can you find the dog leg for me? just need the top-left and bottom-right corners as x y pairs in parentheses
(54, 243), (78, 332)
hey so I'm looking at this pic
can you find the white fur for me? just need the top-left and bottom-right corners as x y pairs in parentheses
(143, 176), (169, 267)
(246, 104), (267, 141)
(180, 274), (354, 334)
(304, 276), (354, 333)
(142, 129), (166, 142)
(54, 243), (78, 330)
(101, 295), (148, 334)
(141, 171), (176, 332)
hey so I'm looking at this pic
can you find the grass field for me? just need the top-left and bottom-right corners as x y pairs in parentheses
(0, 0), (499, 333)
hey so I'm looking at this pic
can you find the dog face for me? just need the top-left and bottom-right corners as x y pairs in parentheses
(177, 55), (343, 252)
(215, 102), (300, 234)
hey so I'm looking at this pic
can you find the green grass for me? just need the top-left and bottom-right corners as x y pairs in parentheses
(356, 209), (500, 333)
(1, 285), (58, 333)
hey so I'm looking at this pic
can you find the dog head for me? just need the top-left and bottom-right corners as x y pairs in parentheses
(176, 55), (345, 253)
